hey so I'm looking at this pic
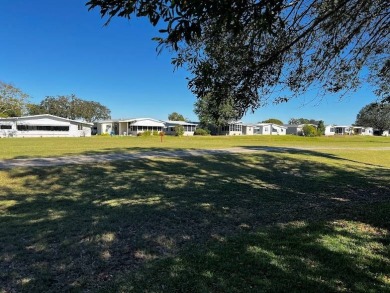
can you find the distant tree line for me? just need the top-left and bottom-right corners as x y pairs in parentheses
(288, 118), (320, 125)
(28, 95), (111, 122)
(0, 81), (111, 122)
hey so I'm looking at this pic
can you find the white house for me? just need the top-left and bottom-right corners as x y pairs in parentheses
(242, 124), (255, 135)
(352, 126), (373, 136)
(164, 121), (197, 136)
(94, 118), (165, 136)
(255, 123), (287, 135)
(334, 126), (352, 135)
(0, 114), (93, 138)
(325, 125), (336, 136)
(220, 121), (243, 135)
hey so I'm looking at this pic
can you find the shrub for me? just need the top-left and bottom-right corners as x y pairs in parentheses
(302, 124), (318, 137)
(142, 130), (152, 136)
(194, 128), (210, 136)
(152, 130), (159, 136)
(174, 125), (184, 136)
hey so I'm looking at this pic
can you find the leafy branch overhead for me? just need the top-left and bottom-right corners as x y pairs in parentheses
(87, 0), (389, 122)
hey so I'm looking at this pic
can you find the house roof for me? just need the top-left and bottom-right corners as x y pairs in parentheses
(127, 118), (165, 127)
(0, 114), (93, 126)
(96, 118), (166, 127)
(257, 123), (287, 129)
(164, 120), (198, 126)
(283, 124), (316, 127)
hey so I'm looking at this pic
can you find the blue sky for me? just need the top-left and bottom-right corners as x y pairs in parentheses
(0, 0), (379, 125)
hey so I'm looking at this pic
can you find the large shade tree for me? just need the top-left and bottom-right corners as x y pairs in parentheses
(194, 94), (239, 127)
(355, 103), (390, 134)
(87, 0), (389, 123)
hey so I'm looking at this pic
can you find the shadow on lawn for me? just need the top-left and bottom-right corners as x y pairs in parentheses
(0, 148), (389, 292)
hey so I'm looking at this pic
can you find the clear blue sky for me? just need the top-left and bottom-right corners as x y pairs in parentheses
(0, 0), (379, 125)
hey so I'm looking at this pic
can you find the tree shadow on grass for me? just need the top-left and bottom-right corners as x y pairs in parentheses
(113, 220), (390, 293)
(0, 149), (389, 292)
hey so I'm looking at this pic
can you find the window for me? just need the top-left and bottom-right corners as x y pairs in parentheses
(0, 125), (12, 129)
(17, 125), (69, 131)
(78, 124), (83, 130)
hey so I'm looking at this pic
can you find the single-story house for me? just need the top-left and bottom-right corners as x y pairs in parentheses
(334, 126), (352, 135)
(220, 121), (243, 135)
(93, 119), (119, 135)
(325, 125), (336, 136)
(284, 124), (317, 135)
(325, 125), (374, 136)
(0, 114), (93, 138)
(242, 124), (255, 135)
(94, 118), (165, 136)
(164, 120), (197, 136)
(255, 123), (287, 135)
(352, 126), (373, 136)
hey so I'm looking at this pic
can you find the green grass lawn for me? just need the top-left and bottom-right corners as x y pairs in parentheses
(1, 142), (389, 292)
(0, 135), (389, 159)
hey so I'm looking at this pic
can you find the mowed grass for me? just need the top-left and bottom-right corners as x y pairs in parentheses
(0, 145), (389, 292)
(0, 135), (389, 159)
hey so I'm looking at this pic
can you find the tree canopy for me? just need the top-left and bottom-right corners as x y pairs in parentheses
(87, 0), (389, 123)
(288, 118), (319, 125)
(317, 120), (325, 135)
(168, 112), (186, 121)
(0, 81), (29, 117)
(261, 118), (283, 125)
(194, 94), (239, 127)
(27, 95), (111, 122)
(355, 103), (390, 133)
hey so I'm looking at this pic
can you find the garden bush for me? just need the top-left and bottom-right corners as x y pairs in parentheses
(194, 128), (211, 136)
(302, 124), (318, 137)
(142, 130), (152, 136)
(174, 125), (184, 136)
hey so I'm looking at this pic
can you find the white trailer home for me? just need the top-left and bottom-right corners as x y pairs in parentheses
(242, 124), (255, 135)
(254, 123), (287, 135)
(0, 114), (92, 138)
(352, 126), (374, 136)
